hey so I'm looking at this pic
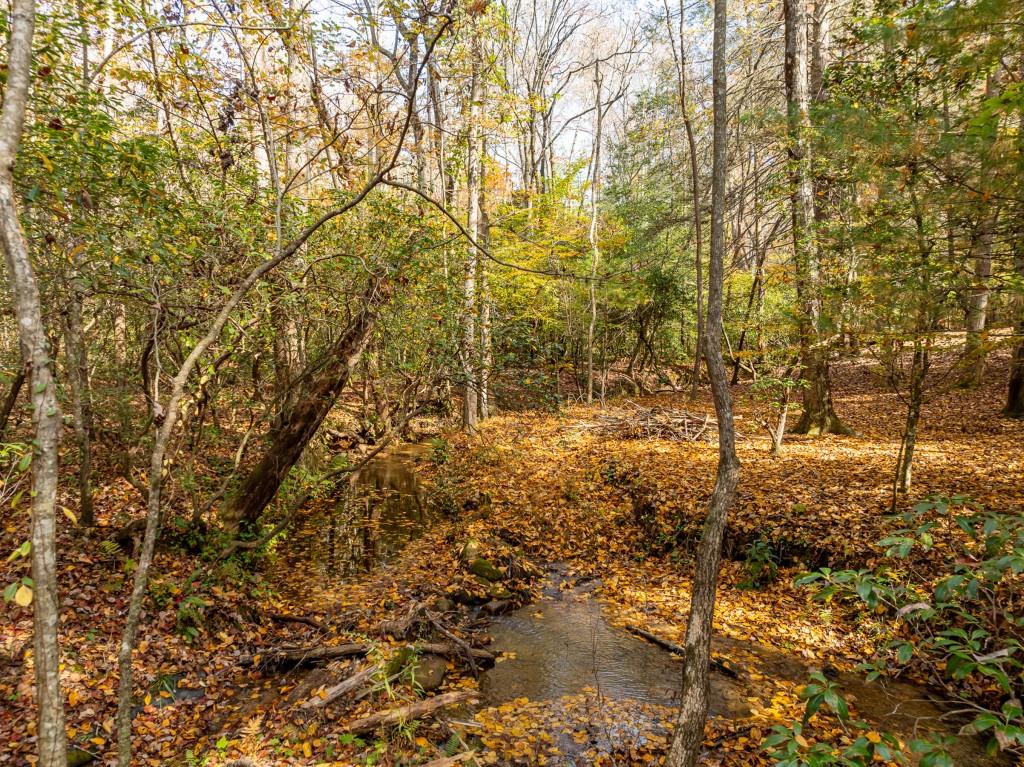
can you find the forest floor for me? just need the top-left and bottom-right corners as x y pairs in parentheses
(2, 347), (1023, 766)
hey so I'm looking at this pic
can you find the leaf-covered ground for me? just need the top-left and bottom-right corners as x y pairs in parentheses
(2, 351), (1022, 766)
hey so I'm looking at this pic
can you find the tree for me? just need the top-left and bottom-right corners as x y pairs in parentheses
(0, 0), (67, 763)
(665, 0), (740, 759)
(785, 0), (850, 436)
(663, 0), (704, 399)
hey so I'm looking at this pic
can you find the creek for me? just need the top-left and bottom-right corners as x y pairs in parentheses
(264, 443), (999, 765)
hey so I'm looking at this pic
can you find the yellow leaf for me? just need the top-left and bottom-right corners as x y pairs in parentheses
(14, 583), (32, 606)
(144, 694), (151, 706)
(794, 734), (809, 748)
(62, 506), (77, 525)
(302, 741), (312, 757)
(866, 731), (882, 744)
(68, 690), (81, 707)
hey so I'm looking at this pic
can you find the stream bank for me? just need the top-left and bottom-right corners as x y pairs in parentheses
(236, 441), (1001, 766)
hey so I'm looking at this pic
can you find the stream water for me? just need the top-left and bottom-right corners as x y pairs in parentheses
(271, 443), (435, 592)
(267, 444), (1000, 765)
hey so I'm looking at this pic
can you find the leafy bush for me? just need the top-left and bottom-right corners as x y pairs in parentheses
(740, 538), (780, 588)
(795, 495), (1024, 758)
(764, 672), (954, 766)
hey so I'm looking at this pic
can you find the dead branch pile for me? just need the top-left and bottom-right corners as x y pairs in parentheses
(574, 402), (718, 442)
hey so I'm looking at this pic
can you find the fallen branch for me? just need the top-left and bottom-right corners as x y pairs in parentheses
(572, 401), (724, 442)
(625, 624), (739, 679)
(425, 609), (481, 677)
(238, 643), (367, 669)
(300, 663), (380, 710)
(378, 601), (427, 639)
(343, 689), (478, 733)
(416, 642), (495, 662)
(269, 612), (324, 631)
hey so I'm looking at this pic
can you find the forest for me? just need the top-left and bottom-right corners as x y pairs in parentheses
(0, 0), (1022, 765)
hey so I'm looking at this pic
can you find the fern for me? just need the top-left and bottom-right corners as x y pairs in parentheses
(445, 733), (460, 757)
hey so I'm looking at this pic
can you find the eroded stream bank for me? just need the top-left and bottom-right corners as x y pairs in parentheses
(248, 443), (998, 765)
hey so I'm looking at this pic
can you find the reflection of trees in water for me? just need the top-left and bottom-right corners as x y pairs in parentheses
(313, 455), (430, 580)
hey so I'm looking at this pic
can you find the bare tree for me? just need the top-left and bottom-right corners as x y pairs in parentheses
(0, 0), (68, 764)
(665, 0), (740, 760)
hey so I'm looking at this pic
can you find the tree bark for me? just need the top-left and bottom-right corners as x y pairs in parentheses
(962, 70), (1001, 388)
(587, 61), (603, 405)
(666, 0), (741, 761)
(344, 690), (477, 734)
(461, 19), (483, 432)
(0, 365), (25, 439)
(786, 0), (849, 435)
(894, 338), (929, 500)
(63, 253), (95, 526)
(1003, 179), (1019, 415)
(0, 1), (68, 764)
(224, 282), (390, 528)
(478, 177), (492, 420)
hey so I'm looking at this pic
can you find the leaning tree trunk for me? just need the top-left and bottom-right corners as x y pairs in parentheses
(666, 0), (741, 760)
(0, 1), (68, 764)
(223, 283), (391, 528)
(786, 0), (849, 436)
(0, 365), (25, 439)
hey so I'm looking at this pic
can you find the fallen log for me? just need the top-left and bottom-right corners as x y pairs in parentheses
(301, 663), (380, 710)
(343, 690), (478, 734)
(416, 642), (495, 662)
(625, 625), (739, 679)
(238, 643), (367, 669)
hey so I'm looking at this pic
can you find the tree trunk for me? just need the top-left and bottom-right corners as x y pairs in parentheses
(0, 365), (25, 439)
(786, 0), (849, 435)
(461, 20), (482, 432)
(771, 390), (789, 456)
(962, 70), (1001, 388)
(224, 283), (390, 528)
(664, 0), (705, 397)
(587, 61), (603, 405)
(893, 338), (930, 505)
(1005, 73), (1024, 417)
(1005, 235), (1024, 417)
(63, 258), (95, 526)
(666, 0), (741, 761)
(0, 1), (68, 764)
(478, 179), (492, 420)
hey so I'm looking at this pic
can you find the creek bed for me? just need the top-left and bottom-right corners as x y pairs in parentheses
(263, 444), (1001, 765)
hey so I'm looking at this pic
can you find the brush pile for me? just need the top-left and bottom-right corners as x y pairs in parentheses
(574, 401), (719, 442)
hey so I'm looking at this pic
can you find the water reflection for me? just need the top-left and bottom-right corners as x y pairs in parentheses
(275, 444), (434, 587)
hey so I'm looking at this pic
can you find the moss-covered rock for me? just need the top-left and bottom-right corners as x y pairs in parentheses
(468, 557), (503, 582)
